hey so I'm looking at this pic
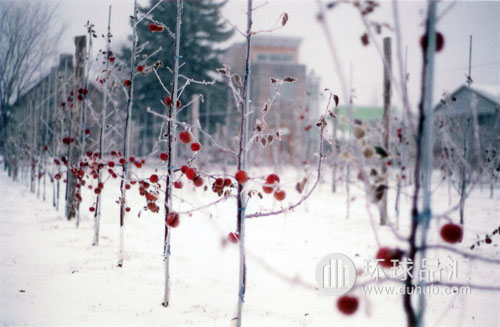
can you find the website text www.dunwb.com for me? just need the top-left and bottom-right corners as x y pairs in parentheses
(362, 284), (471, 296)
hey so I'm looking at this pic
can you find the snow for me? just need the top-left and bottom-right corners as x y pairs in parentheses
(0, 168), (499, 326)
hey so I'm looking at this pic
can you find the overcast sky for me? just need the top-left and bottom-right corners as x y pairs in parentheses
(50, 0), (500, 113)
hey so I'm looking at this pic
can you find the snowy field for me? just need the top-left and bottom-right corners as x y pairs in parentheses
(0, 167), (499, 326)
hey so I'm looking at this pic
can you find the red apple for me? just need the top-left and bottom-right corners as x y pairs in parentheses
(376, 247), (403, 268)
(167, 212), (180, 228)
(337, 295), (359, 315)
(191, 142), (202, 152)
(274, 190), (286, 201)
(159, 152), (169, 161)
(179, 131), (192, 144)
(440, 223), (463, 244)
(235, 170), (248, 184)
(228, 232), (239, 244)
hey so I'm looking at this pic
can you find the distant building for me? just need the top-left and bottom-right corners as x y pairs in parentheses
(434, 84), (500, 167)
(10, 53), (105, 155)
(223, 35), (320, 166)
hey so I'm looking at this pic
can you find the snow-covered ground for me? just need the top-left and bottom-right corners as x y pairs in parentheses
(0, 167), (499, 326)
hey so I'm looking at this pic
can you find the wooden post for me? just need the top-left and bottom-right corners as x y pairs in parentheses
(65, 35), (86, 220)
(380, 37), (391, 225)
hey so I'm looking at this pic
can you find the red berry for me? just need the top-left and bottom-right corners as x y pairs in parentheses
(156, 25), (163, 32)
(134, 162), (142, 169)
(420, 31), (445, 53)
(440, 223), (463, 244)
(262, 185), (274, 194)
(179, 131), (192, 144)
(337, 295), (359, 315)
(376, 247), (403, 268)
(147, 202), (159, 213)
(126, 207), (131, 212)
(215, 178), (224, 187)
(85, 128), (90, 135)
(89, 207), (95, 212)
(119, 158), (126, 165)
(150, 174), (159, 183)
(165, 96), (172, 106)
(108, 161), (115, 167)
(185, 168), (197, 180)
(167, 212), (180, 228)
(149, 23), (157, 32)
(266, 174), (280, 184)
(124, 79), (131, 87)
(228, 232), (239, 244)
(274, 190), (286, 201)
(174, 181), (183, 189)
(159, 152), (169, 161)
(181, 165), (189, 173)
(125, 184), (131, 190)
(193, 176), (203, 187)
(191, 142), (201, 152)
(224, 178), (232, 187)
(235, 170), (248, 184)
(176, 100), (181, 109)
(129, 156), (135, 162)
(137, 65), (144, 72)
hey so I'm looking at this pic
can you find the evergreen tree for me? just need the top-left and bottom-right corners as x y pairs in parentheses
(120, 0), (233, 156)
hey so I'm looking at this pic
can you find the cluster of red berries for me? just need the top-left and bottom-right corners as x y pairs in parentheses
(136, 178), (160, 213)
(212, 177), (232, 196)
(178, 131), (202, 152)
(62, 137), (74, 145)
(420, 31), (445, 53)
(77, 88), (89, 101)
(264, 173), (286, 201)
(165, 96), (181, 109)
(149, 23), (164, 32)
(181, 165), (203, 187)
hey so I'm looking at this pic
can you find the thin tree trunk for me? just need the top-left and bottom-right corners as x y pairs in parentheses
(94, 7), (111, 245)
(404, 2), (437, 326)
(380, 37), (391, 226)
(66, 36), (86, 220)
(332, 106), (338, 193)
(163, 0), (183, 307)
(118, 0), (137, 268)
(236, 1), (252, 325)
